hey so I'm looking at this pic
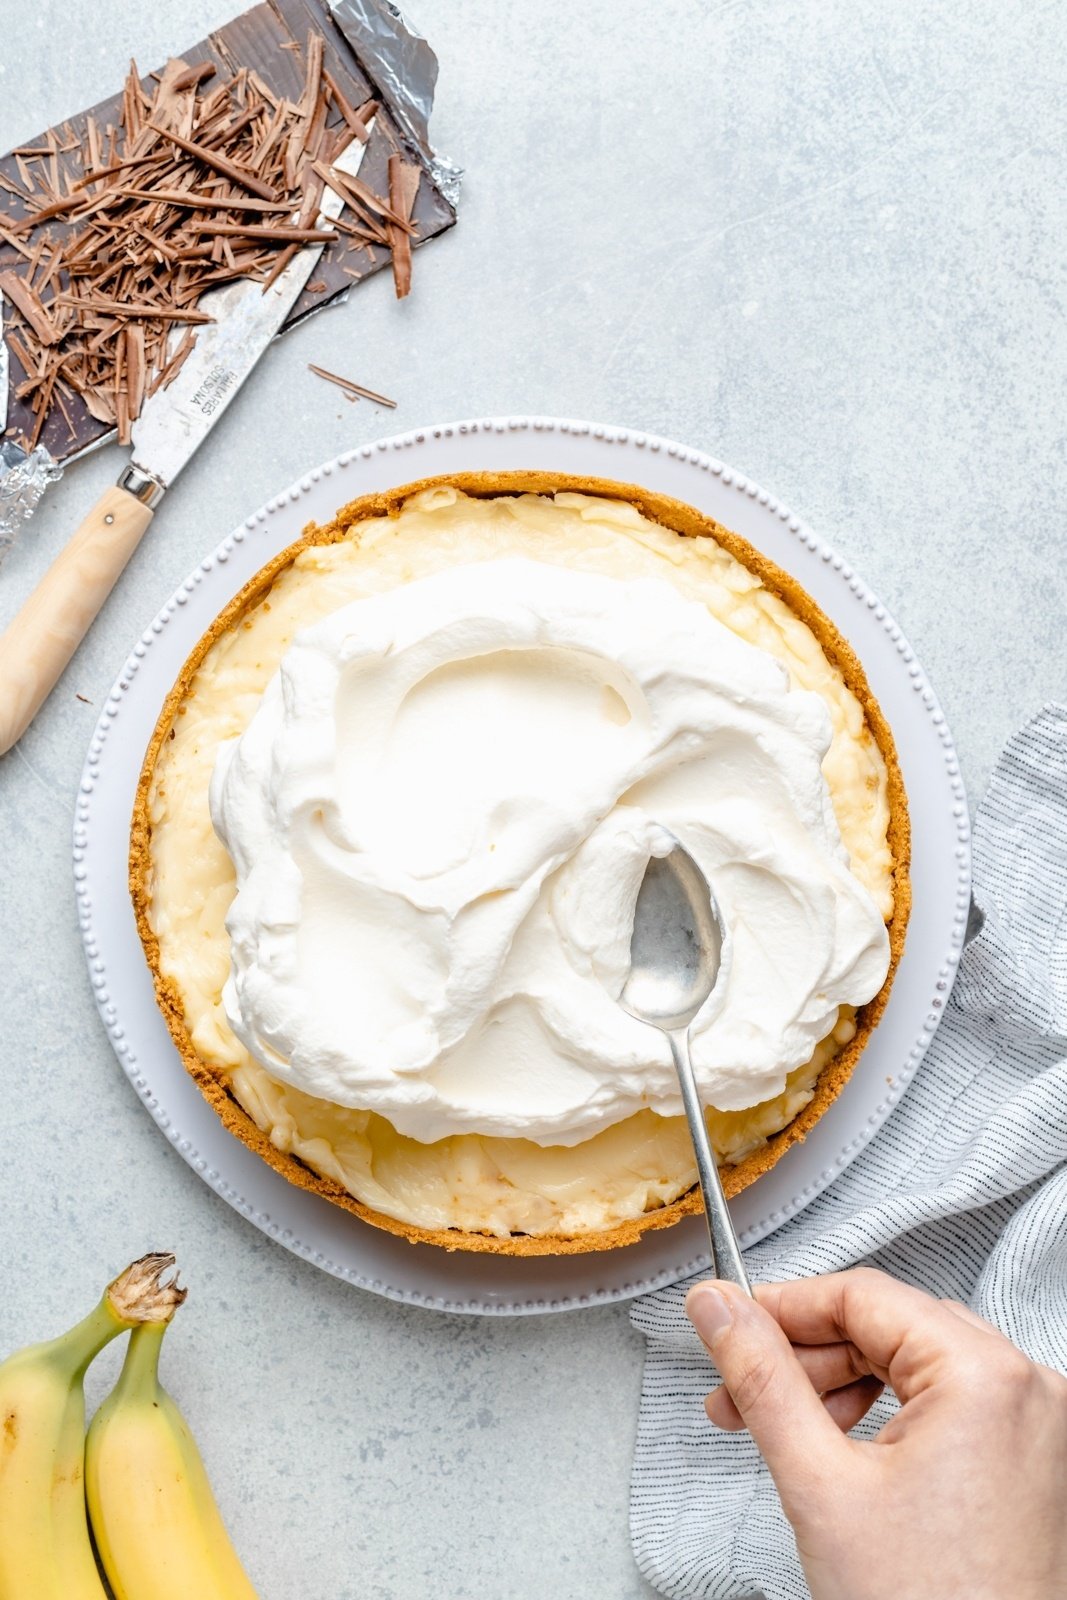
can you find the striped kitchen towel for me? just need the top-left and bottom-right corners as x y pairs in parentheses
(630, 703), (1067, 1600)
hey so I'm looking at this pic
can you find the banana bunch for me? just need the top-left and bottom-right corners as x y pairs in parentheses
(0, 1253), (260, 1600)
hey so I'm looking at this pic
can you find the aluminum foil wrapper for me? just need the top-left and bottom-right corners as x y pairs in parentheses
(331, 0), (463, 206)
(0, 440), (62, 563)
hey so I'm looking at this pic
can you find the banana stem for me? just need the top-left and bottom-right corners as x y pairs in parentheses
(105, 1253), (187, 1326)
(40, 1297), (130, 1380)
(114, 1322), (167, 1401)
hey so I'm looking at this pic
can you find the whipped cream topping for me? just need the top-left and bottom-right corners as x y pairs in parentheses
(211, 556), (890, 1147)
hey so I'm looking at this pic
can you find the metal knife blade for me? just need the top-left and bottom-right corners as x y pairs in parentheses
(128, 132), (371, 495)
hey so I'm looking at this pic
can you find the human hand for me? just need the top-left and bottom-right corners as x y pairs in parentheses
(686, 1268), (1067, 1600)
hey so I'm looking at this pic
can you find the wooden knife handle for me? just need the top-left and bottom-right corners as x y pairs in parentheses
(0, 485), (154, 755)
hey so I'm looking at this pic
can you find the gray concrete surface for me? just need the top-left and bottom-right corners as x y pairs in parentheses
(1, 1), (1065, 1596)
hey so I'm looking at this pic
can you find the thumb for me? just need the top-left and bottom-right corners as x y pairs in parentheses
(687, 1280), (848, 1498)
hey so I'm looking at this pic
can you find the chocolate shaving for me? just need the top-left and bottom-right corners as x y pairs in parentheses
(0, 221), (34, 261)
(125, 323), (145, 427)
(147, 326), (197, 397)
(55, 295), (214, 322)
(386, 156), (421, 300)
(146, 123), (277, 200)
(323, 73), (375, 145)
(313, 160), (415, 233)
(12, 194), (80, 231)
(195, 220), (335, 243)
(0, 270), (59, 344)
(308, 361), (396, 407)
(172, 62), (217, 93)
(70, 150), (170, 192)
(260, 242), (299, 290)
(283, 33), (324, 188)
(115, 185), (291, 213)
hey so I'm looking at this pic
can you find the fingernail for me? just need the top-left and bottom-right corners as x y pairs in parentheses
(686, 1283), (732, 1346)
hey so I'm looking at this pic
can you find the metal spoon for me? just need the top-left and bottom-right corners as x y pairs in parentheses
(619, 840), (752, 1293)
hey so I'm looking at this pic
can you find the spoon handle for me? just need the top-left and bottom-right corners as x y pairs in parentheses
(668, 1029), (752, 1295)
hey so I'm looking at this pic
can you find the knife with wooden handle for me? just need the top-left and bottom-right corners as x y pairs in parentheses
(0, 132), (371, 756)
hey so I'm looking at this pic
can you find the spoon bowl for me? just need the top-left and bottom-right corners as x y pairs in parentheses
(621, 848), (723, 1033)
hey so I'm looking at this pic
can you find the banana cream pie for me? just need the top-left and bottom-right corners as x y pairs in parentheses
(132, 474), (910, 1253)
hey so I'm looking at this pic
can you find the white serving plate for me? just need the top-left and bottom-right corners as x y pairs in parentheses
(76, 417), (971, 1315)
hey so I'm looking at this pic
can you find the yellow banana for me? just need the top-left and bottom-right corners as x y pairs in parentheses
(0, 1253), (185, 1600)
(87, 1315), (260, 1600)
